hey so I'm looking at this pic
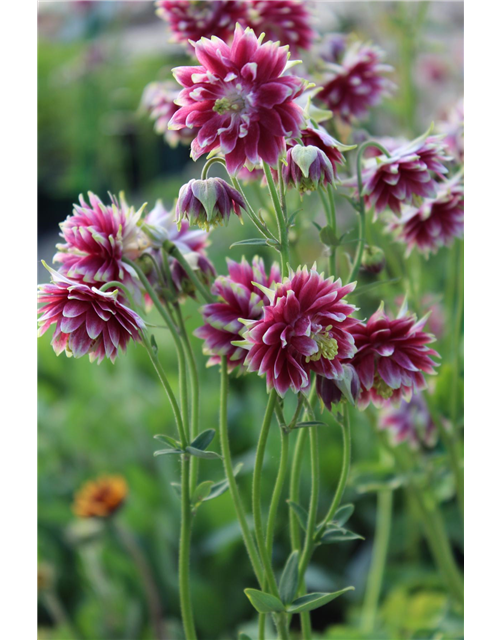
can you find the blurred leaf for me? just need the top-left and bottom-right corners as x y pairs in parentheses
(244, 589), (285, 614)
(153, 448), (183, 457)
(190, 429), (216, 451)
(350, 279), (400, 298)
(192, 481), (214, 507)
(186, 446), (221, 460)
(287, 587), (354, 613)
(154, 434), (181, 449)
(204, 462), (243, 501)
(288, 501), (308, 532)
(333, 504), (355, 527)
(230, 238), (269, 249)
(294, 421), (327, 429)
(320, 527), (364, 544)
(279, 551), (299, 605)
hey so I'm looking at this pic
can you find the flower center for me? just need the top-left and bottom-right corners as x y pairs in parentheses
(306, 325), (338, 362)
(213, 91), (246, 115)
(373, 373), (394, 399)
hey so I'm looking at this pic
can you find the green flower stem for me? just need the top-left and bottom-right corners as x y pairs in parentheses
(391, 444), (464, 610)
(112, 521), (165, 640)
(163, 244), (215, 304)
(219, 357), (265, 587)
(450, 240), (464, 429)
(263, 162), (291, 272)
(179, 454), (197, 640)
(349, 142), (391, 282)
(266, 426), (290, 557)
(316, 405), (352, 538)
(360, 489), (393, 633)
(41, 590), (83, 640)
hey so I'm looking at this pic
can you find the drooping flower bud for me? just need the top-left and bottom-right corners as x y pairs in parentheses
(176, 178), (246, 231)
(316, 364), (360, 410)
(361, 245), (386, 274)
(283, 145), (335, 194)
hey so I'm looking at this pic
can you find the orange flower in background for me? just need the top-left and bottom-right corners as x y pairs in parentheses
(73, 475), (128, 518)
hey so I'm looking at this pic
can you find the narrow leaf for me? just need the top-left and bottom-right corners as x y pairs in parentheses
(186, 446), (222, 460)
(154, 434), (181, 449)
(190, 429), (216, 451)
(294, 421), (327, 429)
(350, 278), (400, 298)
(204, 462), (243, 501)
(230, 238), (269, 249)
(192, 481), (214, 506)
(321, 528), (364, 544)
(244, 589), (285, 614)
(288, 501), (308, 532)
(153, 448), (183, 457)
(279, 551), (299, 605)
(287, 587), (354, 613)
(333, 504), (355, 527)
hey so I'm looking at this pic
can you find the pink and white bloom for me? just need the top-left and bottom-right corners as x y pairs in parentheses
(194, 256), (281, 370)
(238, 265), (357, 396)
(317, 41), (394, 123)
(169, 24), (306, 174)
(379, 393), (437, 449)
(391, 174), (464, 256)
(350, 303), (439, 410)
(156, 1), (248, 46)
(38, 265), (145, 364)
(299, 125), (351, 179)
(359, 133), (451, 217)
(141, 81), (195, 147)
(282, 144), (335, 193)
(176, 177), (246, 229)
(54, 192), (147, 287)
(247, 0), (315, 56)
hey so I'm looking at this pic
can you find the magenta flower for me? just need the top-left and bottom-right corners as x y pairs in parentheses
(350, 303), (439, 410)
(176, 177), (246, 230)
(194, 257), (281, 370)
(379, 393), (437, 449)
(299, 125), (350, 179)
(391, 174), (464, 256)
(38, 266), (145, 364)
(238, 265), (357, 397)
(282, 145), (334, 193)
(54, 192), (146, 287)
(360, 133), (451, 217)
(141, 81), (195, 147)
(247, 1), (315, 56)
(155, 1), (248, 46)
(317, 41), (394, 122)
(316, 364), (360, 410)
(169, 24), (306, 174)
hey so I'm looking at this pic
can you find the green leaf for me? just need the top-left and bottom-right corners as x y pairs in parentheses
(192, 481), (214, 506)
(294, 421), (327, 429)
(239, 635), (253, 640)
(320, 527), (364, 544)
(229, 238), (269, 249)
(153, 434), (181, 449)
(320, 225), (338, 247)
(288, 501), (308, 532)
(185, 446), (222, 460)
(190, 429), (216, 451)
(203, 462), (243, 501)
(153, 448), (183, 457)
(333, 504), (354, 527)
(350, 278), (400, 298)
(279, 551), (299, 605)
(287, 587), (354, 613)
(150, 334), (158, 354)
(171, 482), (181, 496)
(244, 589), (285, 614)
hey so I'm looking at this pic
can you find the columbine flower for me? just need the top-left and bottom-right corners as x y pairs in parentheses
(247, 0), (315, 55)
(317, 40), (394, 122)
(143, 200), (216, 299)
(54, 192), (147, 287)
(379, 393), (437, 449)
(38, 266), (145, 364)
(141, 81), (195, 147)
(299, 125), (351, 179)
(73, 475), (128, 518)
(359, 132), (451, 217)
(391, 175), (464, 256)
(155, 0), (248, 46)
(176, 177), (246, 230)
(194, 256), (280, 370)
(437, 97), (464, 163)
(316, 363), (360, 410)
(350, 302), (439, 410)
(237, 265), (357, 397)
(169, 24), (306, 174)
(361, 245), (386, 274)
(282, 144), (335, 193)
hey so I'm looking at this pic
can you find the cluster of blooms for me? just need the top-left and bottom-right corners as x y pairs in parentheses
(317, 39), (395, 122)
(156, 0), (315, 55)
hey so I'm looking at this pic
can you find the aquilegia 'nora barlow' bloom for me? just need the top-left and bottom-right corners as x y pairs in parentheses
(195, 256), (281, 370)
(156, 1), (248, 46)
(350, 303), (439, 409)
(141, 81), (195, 147)
(169, 24), (306, 174)
(316, 363), (360, 410)
(392, 174), (464, 256)
(247, 0), (315, 56)
(54, 192), (146, 287)
(73, 475), (128, 518)
(282, 144), (335, 193)
(38, 265), (145, 364)
(238, 265), (357, 396)
(317, 41), (394, 122)
(359, 132), (450, 217)
(176, 177), (246, 230)
(379, 393), (437, 449)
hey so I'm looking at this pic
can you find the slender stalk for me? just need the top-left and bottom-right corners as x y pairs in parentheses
(219, 357), (264, 587)
(179, 454), (197, 640)
(113, 521), (165, 640)
(450, 241), (464, 430)
(41, 590), (83, 640)
(266, 427), (290, 556)
(327, 186), (338, 277)
(263, 162), (290, 272)
(297, 426), (320, 586)
(360, 490), (393, 633)
(163, 244), (214, 304)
